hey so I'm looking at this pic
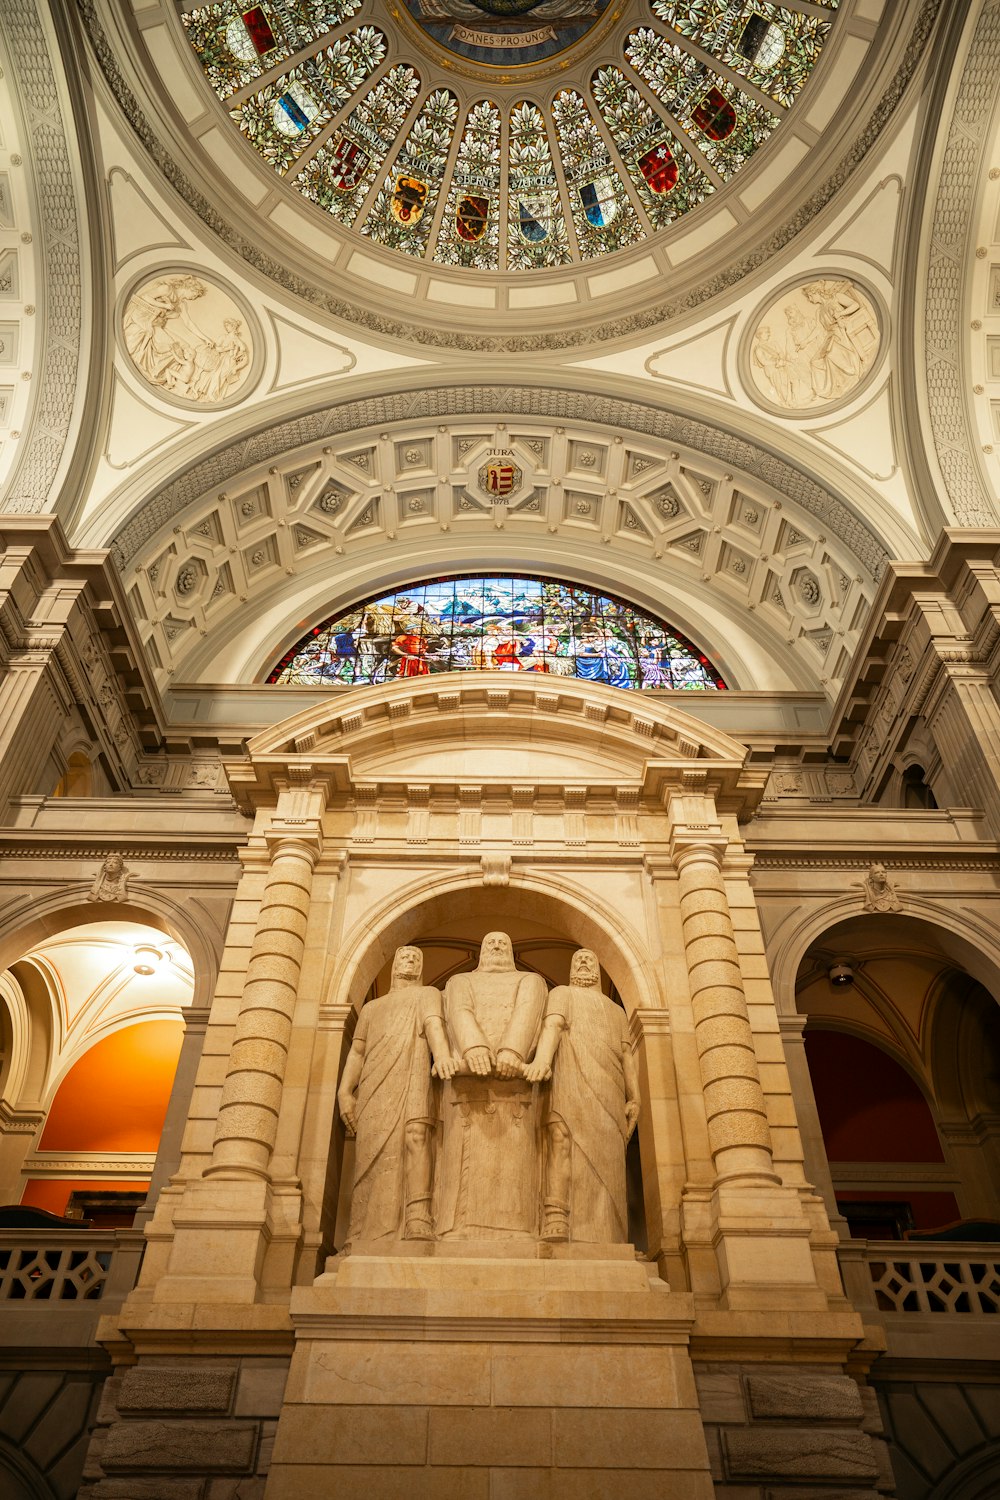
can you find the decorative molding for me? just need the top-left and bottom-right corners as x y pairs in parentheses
(0, 840), (243, 861)
(0, 0), (83, 513)
(76, 0), (942, 353)
(923, 0), (1000, 526)
(109, 391), (889, 584)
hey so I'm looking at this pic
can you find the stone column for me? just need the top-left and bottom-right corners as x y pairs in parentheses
(780, 1015), (848, 1235)
(671, 833), (776, 1186)
(206, 826), (321, 1181)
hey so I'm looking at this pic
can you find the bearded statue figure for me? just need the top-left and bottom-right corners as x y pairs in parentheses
(525, 947), (640, 1243)
(437, 931), (547, 1239)
(338, 945), (457, 1242)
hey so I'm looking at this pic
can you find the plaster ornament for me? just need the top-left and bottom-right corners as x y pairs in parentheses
(525, 948), (639, 1243)
(338, 947), (458, 1241)
(861, 861), (902, 914)
(87, 853), (129, 903)
(121, 271), (254, 407)
(438, 931), (547, 1239)
(748, 277), (880, 413)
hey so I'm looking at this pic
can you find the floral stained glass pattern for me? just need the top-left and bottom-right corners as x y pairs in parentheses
(183, 1), (364, 101)
(507, 103), (572, 271)
(626, 28), (778, 177)
(591, 66), (712, 228)
(434, 102), (503, 270)
(363, 89), (459, 256)
(233, 29), (386, 175)
(297, 65), (420, 223)
(181, 0), (838, 270)
(654, 1), (833, 109)
(551, 91), (643, 259)
(268, 575), (727, 691)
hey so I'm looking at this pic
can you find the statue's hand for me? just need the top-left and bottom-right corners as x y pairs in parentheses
(464, 1046), (493, 1077)
(522, 1057), (551, 1083)
(495, 1049), (523, 1079)
(433, 1052), (461, 1081)
(625, 1100), (640, 1142)
(339, 1097), (357, 1136)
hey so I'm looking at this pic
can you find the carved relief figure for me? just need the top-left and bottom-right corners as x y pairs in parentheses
(88, 853), (129, 903)
(437, 931), (547, 1239)
(338, 946), (457, 1241)
(862, 861), (902, 914)
(525, 948), (639, 1242)
(122, 273), (254, 405)
(748, 278), (880, 412)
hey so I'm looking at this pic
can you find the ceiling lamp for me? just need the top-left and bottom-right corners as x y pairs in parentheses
(133, 945), (164, 976)
(828, 960), (854, 988)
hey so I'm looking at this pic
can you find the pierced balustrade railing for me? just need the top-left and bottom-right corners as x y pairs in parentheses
(0, 1230), (141, 1304)
(865, 1244), (1000, 1316)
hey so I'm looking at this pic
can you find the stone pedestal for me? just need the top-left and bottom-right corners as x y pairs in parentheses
(265, 1246), (714, 1500)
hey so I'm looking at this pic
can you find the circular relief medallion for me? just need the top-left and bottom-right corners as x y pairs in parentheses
(120, 269), (262, 409)
(402, 0), (614, 67)
(744, 276), (883, 416)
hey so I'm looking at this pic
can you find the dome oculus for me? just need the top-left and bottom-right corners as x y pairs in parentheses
(181, 0), (837, 271)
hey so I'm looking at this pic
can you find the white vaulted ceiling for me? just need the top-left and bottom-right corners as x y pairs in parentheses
(0, 0), (993, 719)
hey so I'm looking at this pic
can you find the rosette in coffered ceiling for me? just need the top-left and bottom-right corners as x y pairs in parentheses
(96, 0), (914, 345)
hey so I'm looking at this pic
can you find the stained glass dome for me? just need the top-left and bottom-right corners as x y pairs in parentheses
(267, 574), (727, 689)
(181, 1), (837, 273)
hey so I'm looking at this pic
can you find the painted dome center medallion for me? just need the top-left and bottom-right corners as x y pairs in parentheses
(402, 0), (615, 68)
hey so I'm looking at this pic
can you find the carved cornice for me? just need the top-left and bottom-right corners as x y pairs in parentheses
(76, 0), (941, 354)
(0, 839), (243, 861)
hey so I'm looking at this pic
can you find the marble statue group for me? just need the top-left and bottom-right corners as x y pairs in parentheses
(337, 933), (640, 1246)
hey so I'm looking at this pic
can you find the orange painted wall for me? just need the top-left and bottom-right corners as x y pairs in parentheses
(39, 1019), (184, 1152)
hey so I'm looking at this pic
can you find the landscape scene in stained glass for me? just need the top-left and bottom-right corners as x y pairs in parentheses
(268, 575), (726, 690)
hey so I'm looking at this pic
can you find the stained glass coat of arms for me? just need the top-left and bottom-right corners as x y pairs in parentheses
(181, 0), (840, 273)
(267, 575), (727, 690)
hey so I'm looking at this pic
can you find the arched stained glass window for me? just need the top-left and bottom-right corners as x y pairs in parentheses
(266, 574), (727, 690)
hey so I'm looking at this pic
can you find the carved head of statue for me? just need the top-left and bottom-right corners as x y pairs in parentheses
(391, 945), (423, 985)
(868, 863), (888, 889)
(570, 948), (600, 989)
(478, 931), (515, 972)
(105, 854), (124, 876)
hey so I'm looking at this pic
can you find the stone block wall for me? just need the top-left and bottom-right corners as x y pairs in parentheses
(694, 1361), (895, 1497)
(80, 1355), (290, 1500)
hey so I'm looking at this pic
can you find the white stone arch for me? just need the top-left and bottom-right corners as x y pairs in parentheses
(0, 890), (221, 1015)
(0, 968), (51, 1116)
(763, 892), (1000, 1024)
(325, 863), (664, 1024)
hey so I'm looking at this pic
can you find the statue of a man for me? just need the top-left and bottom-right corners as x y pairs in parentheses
(338, 945), (457, 1242)
(525, 948), (640, 1243)
(437, 931), (547, 1239)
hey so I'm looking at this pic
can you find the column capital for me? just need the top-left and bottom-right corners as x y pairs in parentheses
(669, 829), (727, 870)
(265, 822), (323, 867)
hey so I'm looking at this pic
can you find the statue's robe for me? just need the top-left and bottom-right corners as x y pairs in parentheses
(347, 984), (443, 1241)
(437, 968), (546, 1238)
(546, 984), (629, 1243)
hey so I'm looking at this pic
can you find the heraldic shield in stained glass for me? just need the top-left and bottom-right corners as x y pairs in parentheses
(267, 575), (727, 690)
(183, 0), (839, 271)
